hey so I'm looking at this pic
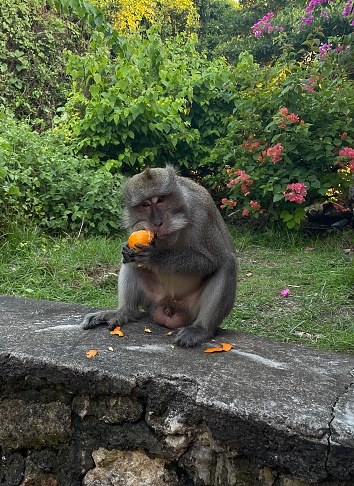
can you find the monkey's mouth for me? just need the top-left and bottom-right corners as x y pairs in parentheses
(154, 233), (170, 241)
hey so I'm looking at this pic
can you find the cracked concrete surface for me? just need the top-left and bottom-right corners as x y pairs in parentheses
(326, 376), (354, 479)
(0, 295), (353, 483)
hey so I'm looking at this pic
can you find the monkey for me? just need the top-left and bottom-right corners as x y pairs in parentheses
(81, 165), (237, 347)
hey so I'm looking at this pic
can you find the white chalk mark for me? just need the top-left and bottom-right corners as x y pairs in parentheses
(232, 349), (288, 370)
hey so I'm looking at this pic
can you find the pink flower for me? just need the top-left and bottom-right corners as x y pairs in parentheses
(250, 200), (261, 209)
(253, 12), (284, 37)
(320, 10), (329, 19)
(342, 0), (354, 17)
(334, 45), (349, 55)
(287, 113), (300, 123)
(339, 147), (354, 158)
(220, 198), (237, 209)
(301, 74), (320, 93)
(299, 14), (314, 28)
(227, 170), (254, 193)
(305, 247), (315, 252)
(338, 147), (354, 172)
(242, 208), (249, 217)
(319, 43), (332, 60)
(281, 288), (290, 297)
(283, 182), (307, 204)
(266, 143), (284, 163)
(279, 107), (288, 115)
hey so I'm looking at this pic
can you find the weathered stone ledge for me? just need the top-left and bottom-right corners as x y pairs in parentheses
(0, 295), (353, 486)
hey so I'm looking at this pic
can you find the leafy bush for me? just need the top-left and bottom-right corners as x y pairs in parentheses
(58, 28), (232, 177)
(0, 113), (124, 235)
(207, 52), (354, 228)
(0, 0), (89, 128)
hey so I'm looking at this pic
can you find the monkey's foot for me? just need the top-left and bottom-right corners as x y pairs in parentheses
(174, 325), (214, 348)
(81, 309), (146, 330)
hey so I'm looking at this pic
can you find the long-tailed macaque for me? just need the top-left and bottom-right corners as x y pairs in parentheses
(81, 166), (237, 347)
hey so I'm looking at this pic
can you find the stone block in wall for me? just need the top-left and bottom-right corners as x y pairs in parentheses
(72, 395), (143, 423)
(0, 399), (71, 451)
(82, 448), (178, 486)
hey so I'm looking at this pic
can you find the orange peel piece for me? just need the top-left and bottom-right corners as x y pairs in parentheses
(110, 326), (124, 336)
(221, 342), (234, 351)
(204, 346), (224, 353)
(204, 342), (234, 353)
(86, 349), (99, 359)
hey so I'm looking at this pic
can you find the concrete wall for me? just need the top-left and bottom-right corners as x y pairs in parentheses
(0, 296), (353, 486)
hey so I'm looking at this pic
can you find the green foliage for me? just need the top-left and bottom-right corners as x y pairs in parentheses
(207, 52), (354, 228)
(48, 0), (117, 41)
(0, 0), (89, 128)
(0, 112), (124, 235)
(58, 28), (232, 175)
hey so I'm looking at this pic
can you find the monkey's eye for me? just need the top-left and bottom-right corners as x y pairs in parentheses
(141, 201), (151, 208)
(156, 195), (167, 204)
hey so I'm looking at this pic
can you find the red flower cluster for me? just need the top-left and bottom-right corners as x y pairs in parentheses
(241, 136), (263, 153)
(242, 200), (263, 217)
(220, 197), (237, 209)
(258, 143), (284, 163)
(300, 74), (320, 93)
(250, 200), (263, 211)
(283, 183), (307, 203)
(226, 170), (254, 196)
(339, 147), (354, 172)
(278, 107), (304, 128)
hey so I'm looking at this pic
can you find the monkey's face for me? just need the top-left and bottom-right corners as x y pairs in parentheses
(129, 194), (188, 243)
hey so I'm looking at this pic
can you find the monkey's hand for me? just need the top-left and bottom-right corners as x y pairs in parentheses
(122, 244), (141, 264)
(122, 243), (155, 265)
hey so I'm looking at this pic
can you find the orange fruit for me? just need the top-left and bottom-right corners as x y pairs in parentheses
(128, 230), (155, 250)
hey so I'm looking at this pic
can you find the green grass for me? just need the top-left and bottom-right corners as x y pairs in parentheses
(1, 225), (353, 354)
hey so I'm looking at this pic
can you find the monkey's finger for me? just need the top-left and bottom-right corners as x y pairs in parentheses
(122, 245), (137, 263)
(134, 243), (151, 250)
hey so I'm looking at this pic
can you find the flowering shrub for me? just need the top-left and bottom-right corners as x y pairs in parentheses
(252, 12), (284, 38)
(219, 107), (314, 228)
(251, 2), (353, 65)
(206, 4), (353, 230)
(211, 60), (354, 229)
(219, 99), (354, 228)
(299, 0), (354, 28)
(218, 98), (354, 227)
